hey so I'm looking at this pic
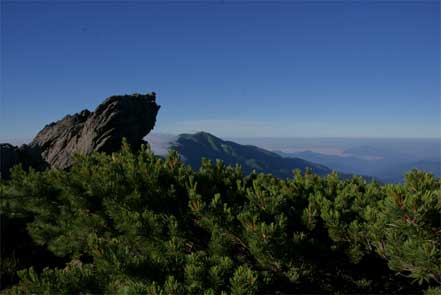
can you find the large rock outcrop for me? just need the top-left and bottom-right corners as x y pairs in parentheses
(1, 92), (160, 178)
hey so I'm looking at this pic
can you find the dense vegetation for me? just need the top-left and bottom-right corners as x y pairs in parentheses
(1, 142), (440, 294)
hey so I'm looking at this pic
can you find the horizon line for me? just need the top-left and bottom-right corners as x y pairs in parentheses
(148, 132), (441, 140)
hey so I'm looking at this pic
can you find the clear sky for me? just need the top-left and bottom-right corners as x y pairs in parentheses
(1, 1), (440, 141)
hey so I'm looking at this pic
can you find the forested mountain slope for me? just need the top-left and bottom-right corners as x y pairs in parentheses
(171, 132), (333, 178)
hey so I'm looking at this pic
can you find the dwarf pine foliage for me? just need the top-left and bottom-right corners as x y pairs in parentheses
(1, 142), (440, 294)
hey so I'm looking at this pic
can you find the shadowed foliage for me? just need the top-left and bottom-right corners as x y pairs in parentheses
(0, 142), (439, 294)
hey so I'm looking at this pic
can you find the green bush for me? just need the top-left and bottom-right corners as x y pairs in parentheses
(1, 142), (439, 293)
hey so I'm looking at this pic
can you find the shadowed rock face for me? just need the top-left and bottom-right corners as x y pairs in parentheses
(1, 92), (160, 177)
(0, 144), (48, 179)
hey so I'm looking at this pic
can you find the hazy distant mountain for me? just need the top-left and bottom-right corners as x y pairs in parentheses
(343, 145), (389, 158)
(276, 150), (376, 174)
(342, 145), (409, 161)
(277, 150), (441, 183)
(379, 159), (441, 183)
(170, 132), (333, 178)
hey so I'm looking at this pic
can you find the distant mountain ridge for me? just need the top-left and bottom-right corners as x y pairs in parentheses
(170, 132), (336, 178)
(277, 150), (441, 183)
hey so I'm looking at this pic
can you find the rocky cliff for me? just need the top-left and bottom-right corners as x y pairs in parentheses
(1, 92), (160, 178)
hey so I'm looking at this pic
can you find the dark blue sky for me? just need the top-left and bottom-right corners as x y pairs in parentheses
(2, 1), (440, 140)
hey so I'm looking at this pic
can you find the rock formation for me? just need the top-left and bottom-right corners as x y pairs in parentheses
(1, 92), (160, 178)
